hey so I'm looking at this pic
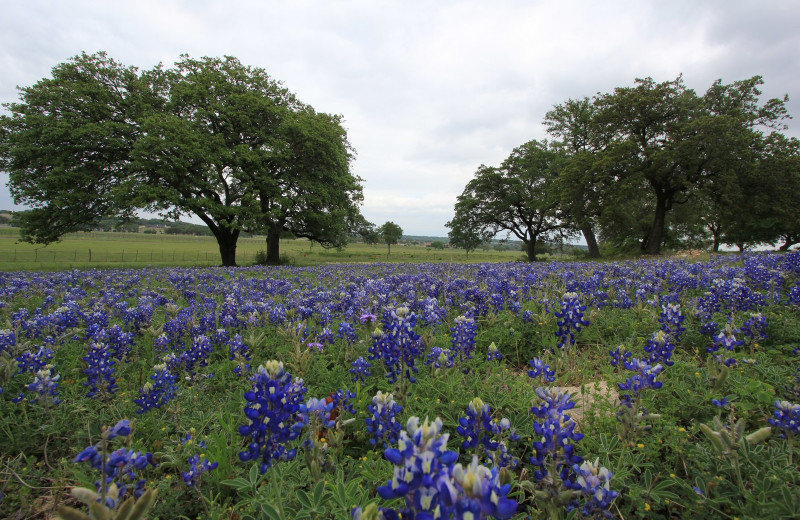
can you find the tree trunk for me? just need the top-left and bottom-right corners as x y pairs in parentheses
(216, 229), (239, 267)
(645, 195), (667, 255)
(524, 238), (537, 261)
(266, 223), (281, 264)
(387, 243), (391, 256)
(712, 234), (720, 252)
(779, 235), (797, 251)
(581, 225), (600, 258)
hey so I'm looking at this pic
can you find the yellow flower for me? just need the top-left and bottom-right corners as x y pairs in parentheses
(679, 427), (686, 432)
(645, 503), (651, 511)
(636, 443), (645, 448)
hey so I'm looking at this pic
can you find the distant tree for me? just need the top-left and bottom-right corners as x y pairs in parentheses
(378, 221), (403, 255)
(0, 53), (365, 266)
(0, 52), (147, 244)
(591, 75), (789, 254)
(429, 241), (444, 250)
(447, 140), (571, 261)
(544, 97), (605, 257)
(447, 210), (489, 255)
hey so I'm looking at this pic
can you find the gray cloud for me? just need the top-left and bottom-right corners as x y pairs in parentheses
(2, 0), (798, 236)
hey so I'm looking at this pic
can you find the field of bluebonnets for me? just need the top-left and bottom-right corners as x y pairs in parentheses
(1, 253), (800, 519)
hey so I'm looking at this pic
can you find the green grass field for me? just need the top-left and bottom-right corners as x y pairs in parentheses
(0, 226), (543, 270)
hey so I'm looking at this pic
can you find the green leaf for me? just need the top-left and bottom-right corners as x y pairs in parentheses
(260, 502), (283, 520)
(297, 490), (312, 509)
(222, 478), (252, 491)
(55, 506), (90, 520)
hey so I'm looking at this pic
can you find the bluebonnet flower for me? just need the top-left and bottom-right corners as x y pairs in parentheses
(15, 345), (54, 374)
(180, 334), (213, 378)
(317, 327), (335, 345)
(330, 389), (357, 416)
(450, 455), (518, 519)
(567, 458), (619, 519)
(768, 401), (800, 438)
(337, 321), (358, 345)
(369, 306), (422, 385)
(301, 397), (337, 431)
(135, 362), (178, 413)
(450, 314), (477, 363)
(643, 330), (675, 367)
(425, 346), (456, 369)
(228, 334), (251, 376)
(487, 342), (503, 362)
(182, 454), (218, 487)
(350, 356), (372, 383)
(707, 328), (743, 357)
(72, 419), (155, 510)
(0, 329), (15, 351)
(14, 364), (61, 406)
(617, 358), (663, 406)
(528, 357), (556, 384)
(658, 303), (685, 344)
(376, 417), (459, 519)
(82, 341), (118, 400)
(712, 397), (729, 408)
(737, 313), (768, 344)
(529, 387), (584, 485)
(457, 397), (519, 468)
(212, 328), (230, 346)
(360, 313), (377, 325)
(238, 361), (308, 473)
(554, 292), (590, 349)
(420, 297), (447, 328)
(608, 346), (632, 368)
(365, 391), (403, 448)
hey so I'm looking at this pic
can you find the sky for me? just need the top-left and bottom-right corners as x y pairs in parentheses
(1, 0), (799, 237)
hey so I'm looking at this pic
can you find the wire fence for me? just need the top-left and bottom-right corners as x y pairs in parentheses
(0, 248), (264, 265)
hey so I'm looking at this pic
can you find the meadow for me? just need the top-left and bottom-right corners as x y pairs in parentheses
(0, 253), (799, 519)
(0, 227), (530, 270)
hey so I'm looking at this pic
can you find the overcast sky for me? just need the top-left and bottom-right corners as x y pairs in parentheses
(2, 0), (799, 236)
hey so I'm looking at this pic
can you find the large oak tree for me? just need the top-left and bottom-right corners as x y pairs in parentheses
(0, 53), (366, 266)
(447, 140), (571, 261)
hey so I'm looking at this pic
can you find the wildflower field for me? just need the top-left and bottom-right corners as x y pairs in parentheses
(1, 253), (799, 519)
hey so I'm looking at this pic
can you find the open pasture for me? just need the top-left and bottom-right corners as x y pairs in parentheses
(0, 254), (799, 519)
(0, 227), (528, 270)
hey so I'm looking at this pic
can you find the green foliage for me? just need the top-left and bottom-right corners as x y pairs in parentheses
(378, 221), (403, 255)
(0, 53), (365, 267)
(447, 140), (572, 262)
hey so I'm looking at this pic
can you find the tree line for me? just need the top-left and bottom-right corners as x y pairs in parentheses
(0, 52), (372, 266)
(448, 75), (799, 260)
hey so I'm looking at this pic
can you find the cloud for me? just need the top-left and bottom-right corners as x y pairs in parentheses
(2, 0), (798, 236)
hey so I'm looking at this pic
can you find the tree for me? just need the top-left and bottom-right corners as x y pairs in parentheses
(544, 98), (605, 257)
(447, 209), (489, 255)
(591, 75), (790, 254)
(378, 221), (403, 255)
(0, 52), (149, 244)
(134, 55), (364, 266)
(447, 140), (571, 262)
(1, 53), (365, 266)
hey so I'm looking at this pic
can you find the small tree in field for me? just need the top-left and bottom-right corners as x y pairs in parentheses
(379, 221), (403, 255)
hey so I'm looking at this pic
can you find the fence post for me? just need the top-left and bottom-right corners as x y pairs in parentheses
(89, 248), (92, 262)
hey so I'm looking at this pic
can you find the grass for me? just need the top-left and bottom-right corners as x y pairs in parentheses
(0, 255), (798, 519)
(0, 226), (545, 270)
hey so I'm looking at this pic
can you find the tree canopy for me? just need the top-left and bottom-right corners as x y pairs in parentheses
(447, 140), (571, 261)
(378, 221), (403, 255)
(0, 52), (367, 266)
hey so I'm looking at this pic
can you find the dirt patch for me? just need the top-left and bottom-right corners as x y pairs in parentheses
(560, 381), (619, 423)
